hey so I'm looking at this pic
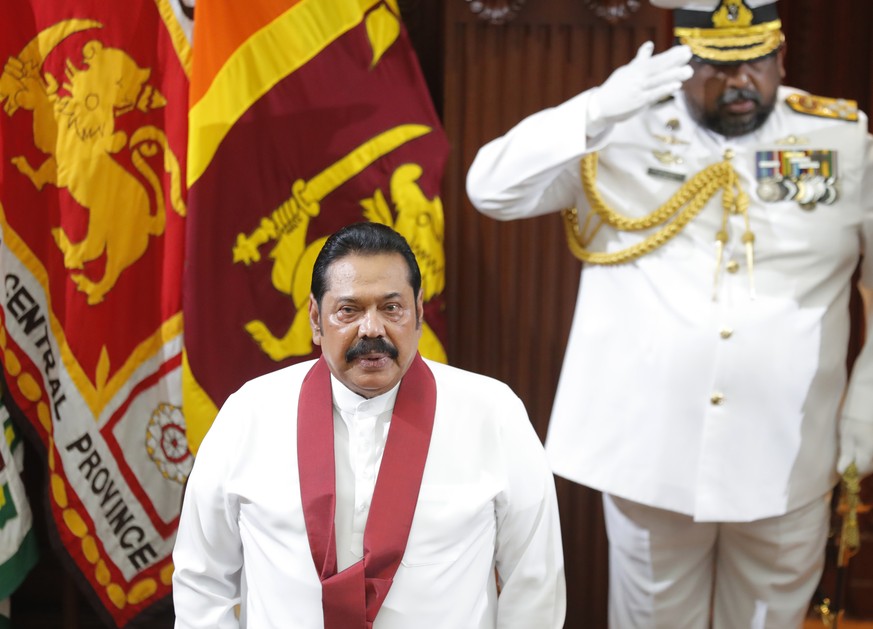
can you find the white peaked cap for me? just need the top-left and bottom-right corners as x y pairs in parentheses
(651, 0), (783, 64)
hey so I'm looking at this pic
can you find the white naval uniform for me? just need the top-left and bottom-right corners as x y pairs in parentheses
(467, 85), (873, 523)
(172, 358), (566, 629)
(467, 84), (873, 628)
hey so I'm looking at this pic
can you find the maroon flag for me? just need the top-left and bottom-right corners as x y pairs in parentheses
(183, 0), (449, 451)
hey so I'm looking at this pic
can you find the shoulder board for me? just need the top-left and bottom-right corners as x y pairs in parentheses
(785, 93), (859, 122)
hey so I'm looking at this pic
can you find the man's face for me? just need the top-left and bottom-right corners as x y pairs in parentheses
(310, 252), (423, 399)
(682, 47), (785, 137)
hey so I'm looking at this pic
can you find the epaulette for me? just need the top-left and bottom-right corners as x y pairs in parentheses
(785, 93), (859, 122)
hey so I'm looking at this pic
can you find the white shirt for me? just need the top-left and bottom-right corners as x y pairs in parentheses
(467, 86), (873, 522)
(172, 359), (566, 628)
(332, 374), (395, 571)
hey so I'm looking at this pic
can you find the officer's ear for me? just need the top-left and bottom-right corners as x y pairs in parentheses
(776, 42), (786, 80)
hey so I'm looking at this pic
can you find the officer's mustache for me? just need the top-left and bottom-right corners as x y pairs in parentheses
(346, 337), (399, 363)
(719, 87), (762, 107)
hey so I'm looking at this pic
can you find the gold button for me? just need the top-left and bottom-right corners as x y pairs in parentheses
(710, 392), (725, 405)
(720, 328), (733, 339)
(726, 260), (740, 274)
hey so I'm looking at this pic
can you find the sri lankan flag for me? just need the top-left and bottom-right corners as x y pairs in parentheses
(0, 1), (191, 626)
(183, 0), (450, 452)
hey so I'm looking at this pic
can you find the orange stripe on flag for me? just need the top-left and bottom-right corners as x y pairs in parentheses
(188, 0), (382, 188)
(190, 0), (301, 104)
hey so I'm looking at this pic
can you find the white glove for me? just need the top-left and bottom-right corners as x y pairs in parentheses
(586, 41), (693, 137)
(837, 416), (873, 477)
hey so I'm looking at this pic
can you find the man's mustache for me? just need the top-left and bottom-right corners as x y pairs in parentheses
(346, 337), (399, 363)
(719, 87), (762, 107)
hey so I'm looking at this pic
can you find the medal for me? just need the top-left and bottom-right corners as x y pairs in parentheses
(756, 178), (784, 202)
(755, 149), (839, 208)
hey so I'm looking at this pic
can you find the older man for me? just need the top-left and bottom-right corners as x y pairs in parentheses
(172, 222), (566, 628)
(467, 0), (873, 627)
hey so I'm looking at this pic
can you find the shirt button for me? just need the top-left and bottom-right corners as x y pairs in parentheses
(710, 392), (725, 406)
(726, 260), (740, 274)
(719, 328), (733, 339)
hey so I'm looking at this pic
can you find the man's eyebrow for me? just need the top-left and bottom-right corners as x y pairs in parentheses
(331, 295), (358, 304)
(332, 292), (404, 302)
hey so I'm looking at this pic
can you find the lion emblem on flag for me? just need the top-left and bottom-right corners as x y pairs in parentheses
(0, 20), (186, 305)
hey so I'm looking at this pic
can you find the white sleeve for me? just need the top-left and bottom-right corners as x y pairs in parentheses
(842, 129), (873, 421)
(838, 128), (873, 475)
(172, 393), (246, 629)
(465, 89), (610, 222)
(493, 391), (566, 629)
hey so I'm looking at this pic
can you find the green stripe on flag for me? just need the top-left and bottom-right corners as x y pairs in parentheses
(2, 419), (19, 453)
(0, 485), (17, 529)
(0, 404), (38, 601)
(0, 527), (37, 600)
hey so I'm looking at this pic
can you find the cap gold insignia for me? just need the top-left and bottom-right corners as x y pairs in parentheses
(712, 0), (753, 28)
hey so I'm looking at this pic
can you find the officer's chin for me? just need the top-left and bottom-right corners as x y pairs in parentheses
(711, 107), (770, 138)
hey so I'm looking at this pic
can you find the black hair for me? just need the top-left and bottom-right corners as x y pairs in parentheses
(311, 222), (422, 309)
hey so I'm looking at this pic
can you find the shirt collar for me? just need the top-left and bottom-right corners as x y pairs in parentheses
(329, 374), (400, 417)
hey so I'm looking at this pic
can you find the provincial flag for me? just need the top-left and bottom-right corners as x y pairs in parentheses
(0, 397), (39, 626)
(183, 0), (450, 452)
(0, 1), (191, 626)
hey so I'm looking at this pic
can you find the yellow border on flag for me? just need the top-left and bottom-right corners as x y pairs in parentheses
(187, 0), (383, 188)
(154, 0), (193, 77)
(181, 350), (218, 456)
(0, 203), (183, 418)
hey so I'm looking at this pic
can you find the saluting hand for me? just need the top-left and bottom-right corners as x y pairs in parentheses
(586, 41), (693, 137)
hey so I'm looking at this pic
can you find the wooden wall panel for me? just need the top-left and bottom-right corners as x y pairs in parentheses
(779, 0), (873, 116)
(398, 0), (444, 115)
(443, 0), (669, 434)
(442, 3), (670, 626)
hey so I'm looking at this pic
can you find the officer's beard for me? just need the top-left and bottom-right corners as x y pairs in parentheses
(702, 87), (776, 137)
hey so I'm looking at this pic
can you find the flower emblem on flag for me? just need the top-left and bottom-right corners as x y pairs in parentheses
(146, 403), (192, 485)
